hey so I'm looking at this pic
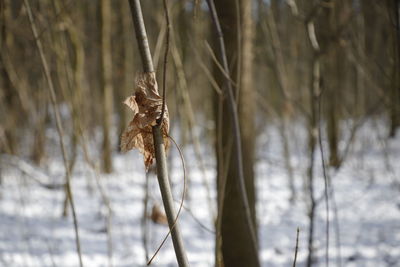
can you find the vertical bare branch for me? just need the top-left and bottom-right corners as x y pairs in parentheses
(127, 1), (189, 266)
(157, 0), (169, 125)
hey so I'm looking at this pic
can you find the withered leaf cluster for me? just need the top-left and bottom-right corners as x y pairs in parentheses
(120, 72), (169, 170)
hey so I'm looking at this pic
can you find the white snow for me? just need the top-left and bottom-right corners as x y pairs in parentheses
(1, 119), (399, 266)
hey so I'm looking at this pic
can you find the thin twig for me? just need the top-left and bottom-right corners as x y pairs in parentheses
(171, 32), (216, 220)
(292, 227), (300, 267)
(152, 22), (166, 69)
(330, 182), (342, 267)
(191, 42), (223, 95)
(317, 89), (330, 267)
(173, 199), (215, 234)
(157, 0), (170, 125)
(203, 41), (238, 88)
(141, 171), (150, 262)
(23, 1), (83, 266)
(147, 135), (186, 265)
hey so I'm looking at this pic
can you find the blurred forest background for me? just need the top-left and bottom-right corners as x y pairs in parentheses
(0, 0), (399, 266)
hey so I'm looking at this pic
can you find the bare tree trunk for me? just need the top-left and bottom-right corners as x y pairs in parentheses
(388, 0), (400, 137)
(101, 0), (113, 173)
(31, 89), (47, 165)
(239, 0), (257, 229)
(319, 1), (341, 168)
(0, 58), (17, 155)
(266, 2), (296, 201)
(212, 0), (259, 266)
(0, 0), (18, 155)
(118, 1), (134, 150)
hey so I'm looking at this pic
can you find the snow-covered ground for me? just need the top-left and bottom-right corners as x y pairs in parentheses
(1, 119), (399, 267)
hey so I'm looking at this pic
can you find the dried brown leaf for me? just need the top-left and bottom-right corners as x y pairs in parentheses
(120, 72), (169, 170)
(150, 204), (168, 225)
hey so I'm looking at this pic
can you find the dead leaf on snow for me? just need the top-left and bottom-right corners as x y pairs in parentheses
(120, 72), (169, 170)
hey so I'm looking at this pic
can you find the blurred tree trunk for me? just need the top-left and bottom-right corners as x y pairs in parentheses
(239, 0), (256, 227)
(214, 0), (258, 266)
(117, 1), (134, 150)
(0, 58), (17, 154)
(267, 2), (296, 201)
(0, 62), (17, 155)
(360, 1), (388, 117)
(315, 0), (352, 168)
(354, 10), (366, 118)
(52, 0), (90, 216)
(100, 0), (113, 173)
(30, 89), (47, 165)
(302, 3), (321, 266)
(325, 10), (340, 168)
(52, 0), (77, 172)
(0, 0), (18, 155)
(387, 0), (400, 137)
(317, 1), (344, 168)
